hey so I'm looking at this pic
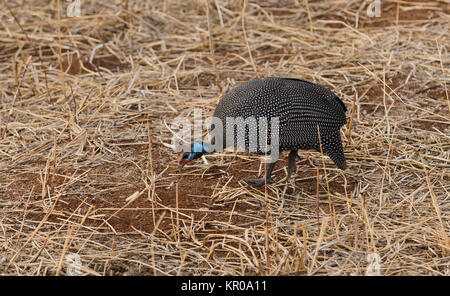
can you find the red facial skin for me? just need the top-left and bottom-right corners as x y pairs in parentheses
(177, 154), (192, 170)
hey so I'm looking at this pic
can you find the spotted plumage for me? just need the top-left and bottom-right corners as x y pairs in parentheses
(178, 77), (347, 186)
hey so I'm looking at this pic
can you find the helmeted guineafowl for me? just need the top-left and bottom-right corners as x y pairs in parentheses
(178, 77), (347, 187)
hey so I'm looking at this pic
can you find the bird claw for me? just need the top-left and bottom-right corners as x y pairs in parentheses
(285, 150), (297, 183)
(243, 177), (275, 187)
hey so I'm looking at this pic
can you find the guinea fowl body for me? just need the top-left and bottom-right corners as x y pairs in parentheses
(179, 77), (347, 186)
(213, 77), (347, 170)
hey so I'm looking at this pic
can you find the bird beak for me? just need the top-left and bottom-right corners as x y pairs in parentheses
(178, 154), (185, 170)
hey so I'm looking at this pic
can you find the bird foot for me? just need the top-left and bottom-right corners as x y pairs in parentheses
(285, 150), (298, 183)
(243, 177), (275, 187)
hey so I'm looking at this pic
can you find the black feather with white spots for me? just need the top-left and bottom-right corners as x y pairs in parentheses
(213, 77), (347, 170)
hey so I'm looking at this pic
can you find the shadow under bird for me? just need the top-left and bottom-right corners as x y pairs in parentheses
(178, 77), (347, 187)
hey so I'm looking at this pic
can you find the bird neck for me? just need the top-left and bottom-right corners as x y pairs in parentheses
(192, 142), (212, 154)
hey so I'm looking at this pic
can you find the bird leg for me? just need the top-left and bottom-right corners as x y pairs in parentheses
(243, 161), (276, 187)
(285, 150), (298, 182)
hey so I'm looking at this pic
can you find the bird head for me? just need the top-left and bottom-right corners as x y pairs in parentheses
(177, 142), (210, 170)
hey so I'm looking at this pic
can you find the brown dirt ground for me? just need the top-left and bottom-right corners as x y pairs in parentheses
(1, 0), (448, 276)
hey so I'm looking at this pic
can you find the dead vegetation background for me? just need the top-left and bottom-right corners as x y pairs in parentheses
(0, 0), (448, 276)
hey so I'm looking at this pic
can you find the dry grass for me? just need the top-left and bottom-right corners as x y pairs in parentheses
(0, 0), (449, 276)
